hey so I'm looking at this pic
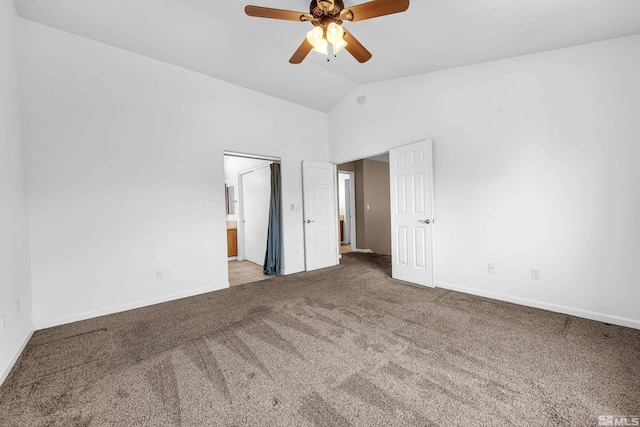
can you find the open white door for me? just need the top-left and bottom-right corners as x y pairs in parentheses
(302, 161), (338, 271)
(240, 164), (271, 265)
(389, 140), (435, 287)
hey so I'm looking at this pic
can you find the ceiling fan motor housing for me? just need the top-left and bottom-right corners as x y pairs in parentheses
(310, 0), (344, 18)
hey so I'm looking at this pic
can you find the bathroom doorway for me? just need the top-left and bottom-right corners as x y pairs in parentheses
(224, 151), (282, 286)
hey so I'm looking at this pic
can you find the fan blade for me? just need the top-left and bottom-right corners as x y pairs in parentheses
(343, 30), (372, 63)
(342, 0), (409, 22)
(245, 5), (307, 21)
(290, 39), (314, 64)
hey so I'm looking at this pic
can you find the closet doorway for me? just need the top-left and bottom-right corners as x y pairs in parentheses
(224, 151), (282, 287)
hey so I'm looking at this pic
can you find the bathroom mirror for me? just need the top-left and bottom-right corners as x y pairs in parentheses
(226, 185), (235, 214)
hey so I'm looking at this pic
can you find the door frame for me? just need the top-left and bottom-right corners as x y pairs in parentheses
(335, 150), (388, 257)
(338, 171), (356, 251)
(223, 151), (282, 269)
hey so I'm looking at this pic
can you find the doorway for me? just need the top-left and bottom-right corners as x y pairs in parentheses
(334, 142), (434, 288)
(338, 171), (356, 254)
(337, 153), (392, 256)
(224, 152), (282, 287)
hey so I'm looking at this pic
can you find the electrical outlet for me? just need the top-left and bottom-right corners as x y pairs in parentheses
(0, 315), (5, 333)
(16, 300), (21, 316)
(488, 263), (496, 273)
(531, 268), (541, 280)
(156, 270), (164, 280)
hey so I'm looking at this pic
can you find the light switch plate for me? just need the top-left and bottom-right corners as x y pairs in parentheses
(531, 268), (541, 280)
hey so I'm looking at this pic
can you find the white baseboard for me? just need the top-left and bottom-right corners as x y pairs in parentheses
(436, 281), (640, 330)
(0, 325), (34, 386)
(352, 248), (373, 254)
(35, 283), (228, 330)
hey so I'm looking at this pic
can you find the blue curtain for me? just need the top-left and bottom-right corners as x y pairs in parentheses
(263, 163), (282, 276)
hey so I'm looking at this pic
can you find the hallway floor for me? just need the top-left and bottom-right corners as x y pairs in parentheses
(228, 260), (271, 287)
(340, 244), (352, 254)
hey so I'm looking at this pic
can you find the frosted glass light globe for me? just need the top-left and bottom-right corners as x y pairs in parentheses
(306, 26), (324, 47)
(326, 22), (344, 44)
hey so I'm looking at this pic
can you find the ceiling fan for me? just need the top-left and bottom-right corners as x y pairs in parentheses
(245, 0), (410, 64)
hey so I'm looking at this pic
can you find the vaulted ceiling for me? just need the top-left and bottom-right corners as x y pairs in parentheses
(14, 0), (640, 111)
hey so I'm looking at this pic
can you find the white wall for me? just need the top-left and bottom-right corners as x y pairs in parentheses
(19, 20), (329, 328)
(329, 35), (640, 328)
(0, 0), (33, 384)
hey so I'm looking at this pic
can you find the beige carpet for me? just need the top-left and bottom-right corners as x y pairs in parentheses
(1, 253), (638, 426)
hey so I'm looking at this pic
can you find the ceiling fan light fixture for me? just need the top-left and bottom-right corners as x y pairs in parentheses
(246, 0), (409, 64)
(326, 22), (344, 44)
(332, 37), (348, 54)
(312, 38), (329, 55)
(306, 26), (324, 48)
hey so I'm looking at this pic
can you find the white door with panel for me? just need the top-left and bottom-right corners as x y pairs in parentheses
(302, 161), (338, 271)
(389, 140), (435, 287)
(241, 164), (271, 266)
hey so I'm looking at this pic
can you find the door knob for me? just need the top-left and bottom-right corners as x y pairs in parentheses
(306, 219), (315, 223)
(419, 219), (431, 224)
